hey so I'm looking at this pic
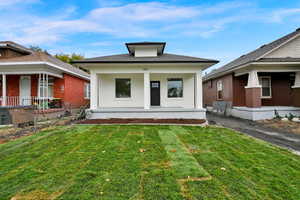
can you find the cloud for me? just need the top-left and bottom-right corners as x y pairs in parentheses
(0, 1), (255, 45)
(0, 0), (39, 7)
(269, 8), (300, 23)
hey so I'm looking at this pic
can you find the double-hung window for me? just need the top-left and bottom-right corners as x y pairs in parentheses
(116, 78), (131, 98)
(217, 80), (223, 100)
(84, 83), (90, 99)
(167, 78), (183, 98)
(259, 76), (271, 98)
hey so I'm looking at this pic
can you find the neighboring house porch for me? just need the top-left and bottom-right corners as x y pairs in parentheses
(0, 73), (63, 109)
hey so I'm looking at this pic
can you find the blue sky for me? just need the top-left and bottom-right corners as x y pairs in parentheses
(1, 0), (300, 72)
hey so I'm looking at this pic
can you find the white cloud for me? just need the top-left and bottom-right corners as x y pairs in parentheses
(0, 0), (38, 7)
(0, 1), (256, 45)
(270, 8), (300, 23)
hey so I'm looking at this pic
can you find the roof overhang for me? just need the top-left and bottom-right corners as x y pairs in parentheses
(125, 42), (166, 56)
(0, 61), (89, 80)
(204, 61), (300, 81)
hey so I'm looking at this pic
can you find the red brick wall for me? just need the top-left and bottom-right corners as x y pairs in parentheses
(7, 75), (20, 96)
(31, 75), (38, 97)
(53, 78), (64, 99)
(63, 74), (89, 108)
(203, 73), (234, 106)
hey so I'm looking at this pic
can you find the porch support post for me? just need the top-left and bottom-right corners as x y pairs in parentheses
(2, 74), (6, 106)
(292, 72), (300, 107)
(245, 70), (261, 108)
(90, 73), (98, 109)
(194, 71), (203, 109)
(144, 72), (150, 109)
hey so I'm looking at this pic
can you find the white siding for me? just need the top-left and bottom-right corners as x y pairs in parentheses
(150, 74), (195, 108)
(265, 35), (300, 58)
(98, 73), (195, 109)
(134, 46), (157, 57)
(99, 74), (144, 108)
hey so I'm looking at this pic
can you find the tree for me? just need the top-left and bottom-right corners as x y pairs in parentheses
(55, 53), (84, 64)
(29, 46), (48, 53)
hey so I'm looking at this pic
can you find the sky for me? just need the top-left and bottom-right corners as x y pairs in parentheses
(1, 0), (300, 72)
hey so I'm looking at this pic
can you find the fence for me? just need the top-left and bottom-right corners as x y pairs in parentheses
(0, 96), (62, 110)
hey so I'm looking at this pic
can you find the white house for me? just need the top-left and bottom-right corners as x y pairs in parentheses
(73, 42), (218, 119)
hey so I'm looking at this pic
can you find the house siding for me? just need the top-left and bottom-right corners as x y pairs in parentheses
(265, 35), (300, 58)
(204, 72), (297, 108)
(203, 73), (234, 107)
(63, 74), (89, 108)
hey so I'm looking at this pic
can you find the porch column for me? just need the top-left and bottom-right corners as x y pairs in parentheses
(292, 72), (300, 107)
(144, 72), (150, 109)
(2, 74), (6, 106)
(194, 71), (203, 109)
(245, 70), (261, 108)
(90, 73), (98, 109)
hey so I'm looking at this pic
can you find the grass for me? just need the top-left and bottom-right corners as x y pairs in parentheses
(0, 125), (299, 200)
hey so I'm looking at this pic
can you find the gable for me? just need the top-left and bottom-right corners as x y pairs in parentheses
(264, 34), (300, 58)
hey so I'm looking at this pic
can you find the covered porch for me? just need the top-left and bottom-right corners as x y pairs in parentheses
(232, 64), (300, 120)
(0, 73), (63, 110)
(89, 70), (205, 119)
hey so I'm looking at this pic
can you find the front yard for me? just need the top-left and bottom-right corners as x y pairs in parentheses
(0, 125), (299, 200)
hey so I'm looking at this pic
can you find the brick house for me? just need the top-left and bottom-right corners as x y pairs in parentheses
(0, 41), (90, 109)
(203, 29), (300, 120)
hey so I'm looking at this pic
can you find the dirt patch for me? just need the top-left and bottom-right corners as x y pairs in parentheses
(143, 161), (171, 169)
(11, 190), (63, 200)
(259, 119), (300, 134)
(0, 116), (76, 143)
(78, 118), (206, 125)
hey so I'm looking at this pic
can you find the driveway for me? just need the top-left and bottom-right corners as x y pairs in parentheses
(207, 112), (300, 154)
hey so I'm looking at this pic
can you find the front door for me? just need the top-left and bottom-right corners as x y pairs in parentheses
(150, 81), (160, 106)
(19, 76), (31, 105)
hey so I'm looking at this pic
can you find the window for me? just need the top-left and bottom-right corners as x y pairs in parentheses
(116, 78), (131, 98)
(259, 77), (271, 98)
(39, 77), (54, 98)
(217, 80), (223, 100)
(168, 78), (183, 98)
(84, 83), (90, 99)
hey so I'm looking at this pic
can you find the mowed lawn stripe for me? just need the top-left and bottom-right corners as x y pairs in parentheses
(158, 127), (210, 179)
(180, 126), (300, 200)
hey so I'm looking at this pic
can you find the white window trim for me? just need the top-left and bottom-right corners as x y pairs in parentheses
(84, 82), (90, 99)
(259, 76), (272, 99)
(114, 78), (132, 99)
(167, 78), (184, 99)
(216, 80), (223, 100)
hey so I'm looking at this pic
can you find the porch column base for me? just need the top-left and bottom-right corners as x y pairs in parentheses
(245, 87), (261, 108)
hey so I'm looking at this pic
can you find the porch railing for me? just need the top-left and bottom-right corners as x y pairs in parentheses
(0, 96), (62, 110)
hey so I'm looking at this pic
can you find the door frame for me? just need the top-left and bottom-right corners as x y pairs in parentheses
(150, 80), (161, 106)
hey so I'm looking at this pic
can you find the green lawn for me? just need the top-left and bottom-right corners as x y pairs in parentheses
(0, 125), (299, 200)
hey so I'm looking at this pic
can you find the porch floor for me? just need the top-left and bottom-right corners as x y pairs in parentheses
(90, 107), (206, 113)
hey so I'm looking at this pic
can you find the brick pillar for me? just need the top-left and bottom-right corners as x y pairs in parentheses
(292, 72), (300, 107)
(245, 87), (261, 108)
(245, 70), (261, 108)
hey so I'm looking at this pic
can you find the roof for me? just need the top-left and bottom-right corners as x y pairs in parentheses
(0, 41), (89, 79)
(0, 41), (33, 54)
(73, 53), (219, 64)
(125, 42), (166, 55)
(204, 28), (300, 80)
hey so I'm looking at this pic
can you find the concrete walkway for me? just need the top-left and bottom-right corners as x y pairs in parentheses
(207, 112), (300, 155)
